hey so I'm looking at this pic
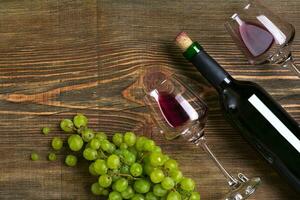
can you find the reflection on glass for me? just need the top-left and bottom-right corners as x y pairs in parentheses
(225, 0), (300, 77)
(142, 68), (261, 200)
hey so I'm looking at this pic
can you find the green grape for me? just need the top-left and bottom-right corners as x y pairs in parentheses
(135, 136), (147, 151)
(112, 133), (123, 146)
(109, 191), (122, 200)
(123, 132), (136, 147)
(114, 149), (123, 157)
(133, 179), (151, 194)
(42, 127), (50, 135)
(107, 154), (120, 169)
(123, 150), (136, 166)
(167, 191), (181, 200)
(112, 175), (121, 183)
(83, 148), (98, 161)
(48, 152), (57, 161)
(120, 165), (130, 174)
(68, 134), (83, 151)
(143, 155), (151, 164)
(60, 119), (74, 133)
(89, 163), (98, 176)
(130, 163), (143, 177)
(119, 148), (128, 155)
(73, 114), (88, 128)
(107, 143), (116, 154)
(112, 168), (120, 174)
(161, 177), (175, 190)
(189, 192), (200, 200)
(153, 184), (167, 197)
(149, 152), (165, 167)
(89, 138), (101, 150)
(65, 155), (77, 167)
(95, 132), (107, 141)
(94, 159), (108, 175)
(132, 194), (145, 200)
(37, 116), (200, 199)
(101, 139), (112, 152)
(163, 155), (170, 163)
(150, 169), (165, 183)
(143, 139), (155, 152)
(98, 174), (112, 188)
(164, 159), (178, 171)
(121, 185), (135, 199)
(112, 168), (120, 176)
(152, 146), (162, 153)
(143, 162), (156, 176)
(180, 178), (195, 191)
(120, 143), (128, 150)
(102, 189), (109, 196)
(51, 137), (63, 150)
(113, 178), (128, 192)
(31, 152), (39, 161)
(128, 146), (138, 157)
(91, 182), (103, 195)
(169, 169), (183, 183)
(81, 128), (94, 142)
(112, 181), (118, 191)
(145, 192), (158, 200)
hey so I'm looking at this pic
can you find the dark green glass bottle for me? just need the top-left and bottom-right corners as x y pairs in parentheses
(180, 40), (300, 193)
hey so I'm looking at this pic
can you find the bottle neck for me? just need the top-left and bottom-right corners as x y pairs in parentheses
(216, 76), (235, 92)
(183, 42), (234, 92)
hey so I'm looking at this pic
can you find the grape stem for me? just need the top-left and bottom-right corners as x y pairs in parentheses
(137, 152), (150, 163)
(98, 149), (108, 159)
(69, 124), (78, 132)
(112, 173), (139, 180)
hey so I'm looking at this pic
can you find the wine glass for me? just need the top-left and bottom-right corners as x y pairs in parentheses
(225, 0), (300, 77)
(142, 68), (261, 200)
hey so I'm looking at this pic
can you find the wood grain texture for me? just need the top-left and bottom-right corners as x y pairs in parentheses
(0, 0), (299, 199)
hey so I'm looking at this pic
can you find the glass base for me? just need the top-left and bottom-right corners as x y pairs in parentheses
(225, 176), (261, 200)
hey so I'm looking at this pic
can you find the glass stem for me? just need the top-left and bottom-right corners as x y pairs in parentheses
(195, 136), (239, 187)
(282, 56), (300, 78)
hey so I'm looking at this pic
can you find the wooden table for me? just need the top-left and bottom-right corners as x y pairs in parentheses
(0, 0), (299, 199)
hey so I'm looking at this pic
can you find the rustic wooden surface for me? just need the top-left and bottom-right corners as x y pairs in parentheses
(0, 0), (299, 199)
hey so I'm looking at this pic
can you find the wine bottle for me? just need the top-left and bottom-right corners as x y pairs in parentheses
(175, 32), (300, 192)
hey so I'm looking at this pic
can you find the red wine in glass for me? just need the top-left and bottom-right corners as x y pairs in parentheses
(143, 69), (261, 200)
(226, 1), (300, 77)
(239, 22), (274, 57)
(157, 92), (190, 127)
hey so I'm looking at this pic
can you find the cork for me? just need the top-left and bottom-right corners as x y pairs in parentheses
(175, 32), (193, 52)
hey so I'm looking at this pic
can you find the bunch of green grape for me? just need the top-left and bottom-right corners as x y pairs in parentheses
(33, 114), (200, 200)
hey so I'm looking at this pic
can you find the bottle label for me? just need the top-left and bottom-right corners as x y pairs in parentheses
(248, 94), (300, 153)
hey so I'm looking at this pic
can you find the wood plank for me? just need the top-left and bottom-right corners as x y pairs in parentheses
(0, 0), (299, 199)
